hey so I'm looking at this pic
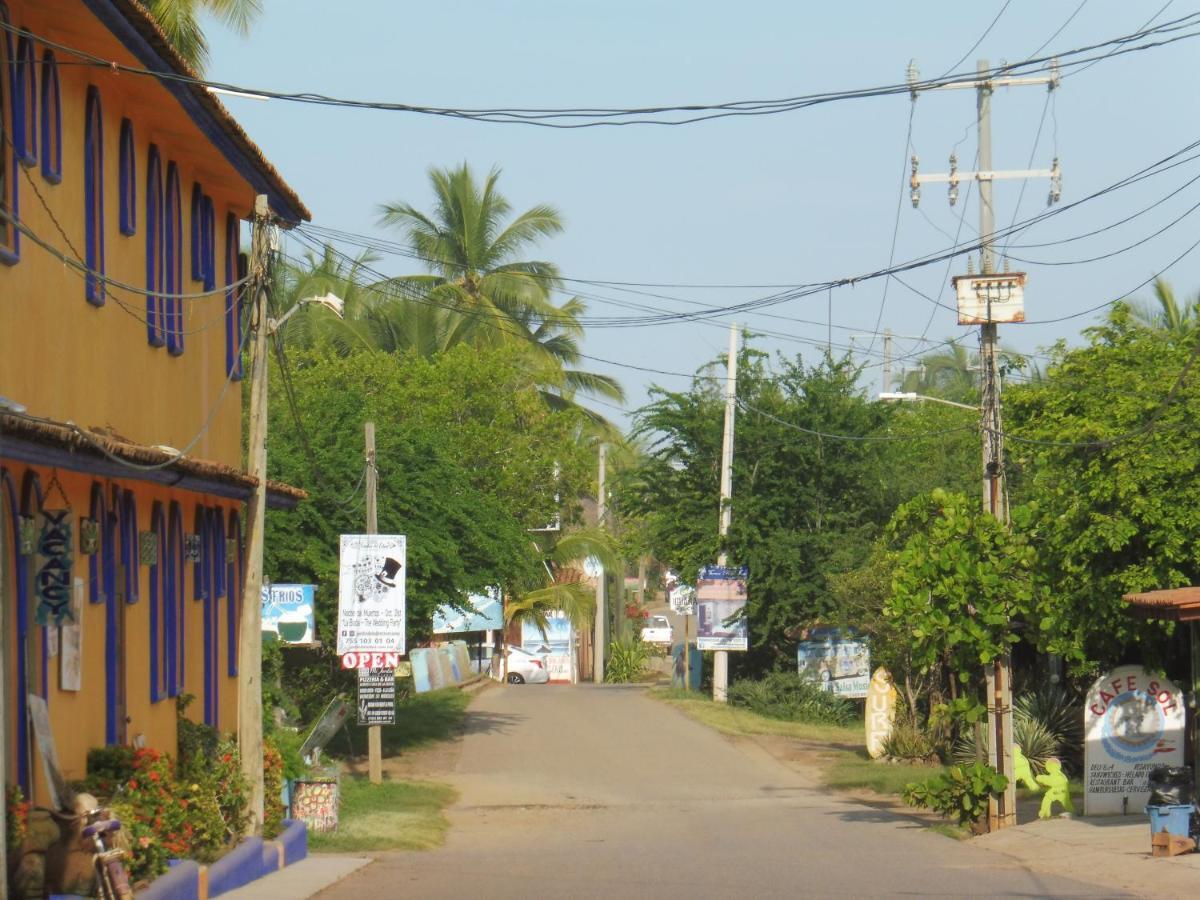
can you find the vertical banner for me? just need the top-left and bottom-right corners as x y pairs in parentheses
(356, 668), (397, 726)
(336, 535), (407, 656)
(695, 565), (749, 651)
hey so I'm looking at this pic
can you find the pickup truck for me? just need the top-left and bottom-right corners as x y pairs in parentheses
(640, 615), (673, 645)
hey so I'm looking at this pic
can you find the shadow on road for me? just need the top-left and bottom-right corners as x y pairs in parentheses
(460, 709), (526, 737)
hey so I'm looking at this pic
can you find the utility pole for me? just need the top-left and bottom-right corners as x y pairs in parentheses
(364, 422), (383, 784)
(882, 329), (893, 395)
(237, 195), (272, 834)
(910, 58), (1060, 832)
(713, 322), (739, 703)
(593, 444), (607, 683)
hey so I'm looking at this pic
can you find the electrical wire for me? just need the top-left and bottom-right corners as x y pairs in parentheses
(939, 0), (1013, 79)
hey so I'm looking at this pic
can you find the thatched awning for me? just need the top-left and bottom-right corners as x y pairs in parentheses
(1, 413), (305, 509)
(1123, 587), (1200, 623)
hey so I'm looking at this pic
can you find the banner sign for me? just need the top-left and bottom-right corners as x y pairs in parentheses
(1084, 665), (1184, 815)
(336, 534), (406, 655)
(262, 583), (316, 645)
(356, 667), (396, 726)
(695, 565), (748, 651)
(522, 612), (574, 682)
(433, 587), (503, 633)
(35, 509), (74, 626)
(797, 627), (871, 698)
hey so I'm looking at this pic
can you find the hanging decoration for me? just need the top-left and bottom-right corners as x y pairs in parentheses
(139, 531), (158, 567)
(35, 472), (75, 626)
(18, 515), (37, 554)
(80, 517), (100, 555)
(184, 533), (202, 563)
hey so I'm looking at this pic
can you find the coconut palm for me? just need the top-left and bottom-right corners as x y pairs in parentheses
(504, 527), (620, 638)
(1130, 278), (1200, 336)
(145, 0), (259, 74)
(896, 342), (980, 401)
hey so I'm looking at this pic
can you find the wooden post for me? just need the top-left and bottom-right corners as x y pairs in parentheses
(237, 195), (271, 834)
(364, 422), (383, 785)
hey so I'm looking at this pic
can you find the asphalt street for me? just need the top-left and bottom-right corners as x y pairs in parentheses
(318, 684), (1123, 899)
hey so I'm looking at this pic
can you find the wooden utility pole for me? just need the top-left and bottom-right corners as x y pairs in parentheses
(237, 195), (271, 834)
(364, 421), (383, 785)
(713, 322), (738, 703)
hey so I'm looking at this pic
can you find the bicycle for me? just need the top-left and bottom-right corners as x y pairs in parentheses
(46, 804), (133, 900)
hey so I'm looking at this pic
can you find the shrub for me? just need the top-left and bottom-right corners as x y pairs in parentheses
(84, 745), (137, 797)
(6, 784), (29, 852)
(952, 699), (1065, 776)
(605, 639), (652, 683)
(263, 738), (286, 839)
(727, 671), (855, 726)
(903, 762), (1008, 827)
(880, 718), (939, 763)
(1015, 686), (1083, 773)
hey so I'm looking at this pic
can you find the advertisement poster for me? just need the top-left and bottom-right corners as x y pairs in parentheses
(262, 583), (317, 645)
(433, 587), (503, 634)
(796, 627), (870, 698)
(336, 534), (406, 656)
(1084, 665), (1184, 815)
(356, 667), (396, 726)
(522, 612), (574, 682)
(695, 565), (748, 651)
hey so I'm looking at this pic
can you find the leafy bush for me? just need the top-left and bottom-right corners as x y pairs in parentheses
(263, 737), (286, 839)
(605, 639), (651, 683)
(952, 689), (1075, 776)
(1015, 686), (1083, 772)
(727, 671), (855, 726)
(6, 784), (28, 852)
(903, 762), (1008, 827)
(83, 745), (137, 797)
(880, 718), (939, 762)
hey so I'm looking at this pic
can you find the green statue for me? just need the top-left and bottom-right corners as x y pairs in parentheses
(1013, 744), (1039, 793)
(1035, 758), (1075, 819)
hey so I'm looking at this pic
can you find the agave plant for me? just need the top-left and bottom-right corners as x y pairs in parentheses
(952, 688), (1077, 776)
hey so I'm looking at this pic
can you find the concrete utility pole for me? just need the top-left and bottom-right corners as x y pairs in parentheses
(593, 443), (607, 683)
(364, 422), (383, 785)
(713, 322), (739, 703)
(910, 58), (1060, 832)
(882, 329), (893, 395)
(238, 195), (272, 834)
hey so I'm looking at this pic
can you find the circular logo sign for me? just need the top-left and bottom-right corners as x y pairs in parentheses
(1099, 690), (1166, 764)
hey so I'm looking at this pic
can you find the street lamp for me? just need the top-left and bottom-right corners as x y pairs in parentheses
(878, 391), (978, 412)
(268, 292), (345, 334)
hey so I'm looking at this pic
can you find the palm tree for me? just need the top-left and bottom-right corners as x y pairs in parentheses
(144, 0), (259, 74)
(1130, 278), (1200, 336)
(504, 527), (619, 638)
(896, 342), (979, 401)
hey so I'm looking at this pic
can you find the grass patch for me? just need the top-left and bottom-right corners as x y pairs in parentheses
(929, 822), (970, 840)
(823, 751), (945, 796)
(650, 688), (862, 745)
(309, 776), (458, 853)
(323, 687), (471, 759)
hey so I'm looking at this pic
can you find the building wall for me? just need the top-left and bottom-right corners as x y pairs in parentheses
(0, 0), (260, 468)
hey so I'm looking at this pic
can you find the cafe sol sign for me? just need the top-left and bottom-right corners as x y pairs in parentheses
(1084, 665), (1183, 815)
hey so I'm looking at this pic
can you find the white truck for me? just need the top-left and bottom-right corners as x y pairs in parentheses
(640, 615), (673, 646)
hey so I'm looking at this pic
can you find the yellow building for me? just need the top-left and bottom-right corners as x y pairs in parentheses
(0, 0), (308, 807)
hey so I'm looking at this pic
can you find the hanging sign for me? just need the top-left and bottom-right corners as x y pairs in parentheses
(1084, 665), (1184, 815)
(357, 667), (396, 726)
(336, 534), (407, 656)
(35, 508), (74, 626)
(865, 667), (897, 759)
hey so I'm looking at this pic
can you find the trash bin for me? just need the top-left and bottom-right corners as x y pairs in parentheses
(1148, 765), (1194, 806)
(1147, 804), (1193, 840)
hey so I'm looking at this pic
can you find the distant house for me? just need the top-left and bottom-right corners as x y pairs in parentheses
(0, 0), (309, 807)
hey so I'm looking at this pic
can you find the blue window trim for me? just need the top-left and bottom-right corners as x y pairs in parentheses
(149, 502), (164, 703)
(105, 486), (122, 744)
(87, 483), (112, 605)
(118, 118), (135, 235)
(14, 36), (35, 167)
(165, 162), (183, 355)
(225, 214), (243, 379)
(168, 502), (184, 696)
(201, 195), (215, 291)
(38, 50), (60, 183)
(145, 145), (164, 346)
(121, 489), (139, 604)
(202, 507), (226, 726)
(193, 505), (208, 600)
(190, 182), (203, 281)
(21, 472), (49, 701)
(1, 469), (30, 792)
(226, 510), (241, 677)
(0, 4), (21, 265)
(83, 86), (105, 305)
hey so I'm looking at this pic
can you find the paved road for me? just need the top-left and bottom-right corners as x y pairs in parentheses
(318, 685), (1121, 899)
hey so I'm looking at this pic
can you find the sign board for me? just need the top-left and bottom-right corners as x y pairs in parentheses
(60, 577), (84, 691)
(695, 565), (748, 651)
(1084, 665), (1184, 815)
(299, 697), (350, 761)
(522, 613), (575, 683)
(262, 583), (317, 645)
(28, 694), (66, 810)
(336, 534), (406, 656)
(797, 627), (870, 698)
(433, 587), (503, 633)
(865, 668), (898, 759)
(356, 667), (396, 726)
(951, 271), (1026, 325)
(669, 584), (696, 616)
(35, 509), (74, 626)
(291, 780), (339, 833)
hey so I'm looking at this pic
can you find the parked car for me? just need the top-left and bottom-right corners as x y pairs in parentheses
(501, 645), (550, 684)
(641, 615), (673, 645)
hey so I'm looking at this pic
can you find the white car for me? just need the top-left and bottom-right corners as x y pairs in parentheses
(501, 645), (550, 684)
(641, 615), (673, 646)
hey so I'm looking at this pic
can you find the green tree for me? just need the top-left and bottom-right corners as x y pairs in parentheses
(1129, 277), (1200, 336)
(145, 0), (259, 73)
(1005, 304), (1200, 671)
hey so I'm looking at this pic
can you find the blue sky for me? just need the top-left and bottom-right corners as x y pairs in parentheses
(206, 1), (1200, 423)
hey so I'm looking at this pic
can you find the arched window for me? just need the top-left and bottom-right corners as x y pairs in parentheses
(145, 146), (164, 346)
(201, 195), (215, 291)
(165, 162), (184, 355)
(190, 183), (203, 281)
(203, 508), (226, 726)
(227, 510), (242, 677)
(2, 469), (30, 792)
(120, 490), (138, 605)
(118, 119), (134, 235)
(87, 484), (114, 605)
(149, 502), (166, 702)
(84, 86), (105, 305)
(0, 4), (19, 264)
(168, 502), (184, 695)
(225, 214), (243, 379)
(39, 50), (60, 183)
(15, 36), (35, 166)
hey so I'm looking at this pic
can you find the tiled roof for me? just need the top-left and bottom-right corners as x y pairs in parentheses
(1122, 587), (1200, 622)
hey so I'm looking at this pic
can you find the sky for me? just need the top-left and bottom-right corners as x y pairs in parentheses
(205, 0), (1200, 426)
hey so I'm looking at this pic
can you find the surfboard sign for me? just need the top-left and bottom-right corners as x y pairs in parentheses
(865, 667), (898, 759)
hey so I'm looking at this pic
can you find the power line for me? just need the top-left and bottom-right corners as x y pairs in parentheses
(939, 1), (1013, 78)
